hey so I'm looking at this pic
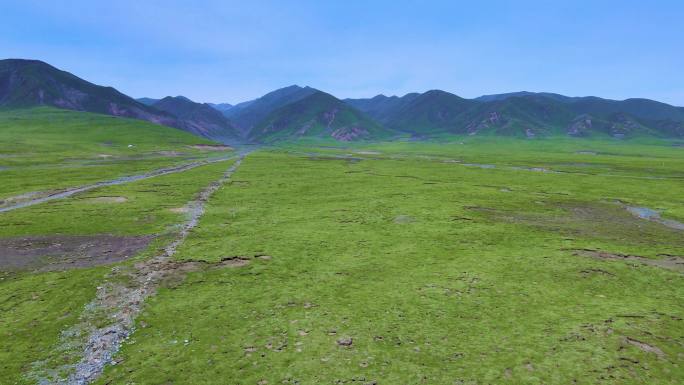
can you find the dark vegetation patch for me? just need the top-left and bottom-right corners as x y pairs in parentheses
(479, 201), (684, 249)
(0, 235), (153, 272)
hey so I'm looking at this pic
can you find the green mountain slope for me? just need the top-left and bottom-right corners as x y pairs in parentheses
(347, 90), (684, 138)
(382, 90), (479, 134)
(251, 91), (394, 142)
(456, 95), (575, 137)
(224, 85), (318, 135)
(344, 93), (420, 124)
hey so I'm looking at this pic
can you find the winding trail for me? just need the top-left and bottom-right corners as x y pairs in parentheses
(31, 153), (249, 385)
(0, 155), (237, 214)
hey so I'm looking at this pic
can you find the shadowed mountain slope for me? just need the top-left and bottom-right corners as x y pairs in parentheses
(0, 59), (177, 127)
(152, 96), (241, 141)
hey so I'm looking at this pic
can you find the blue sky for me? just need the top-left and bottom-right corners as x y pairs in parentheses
(1, 1), (682, 105)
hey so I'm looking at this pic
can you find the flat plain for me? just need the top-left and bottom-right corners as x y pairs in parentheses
(1, 109), (683, 384)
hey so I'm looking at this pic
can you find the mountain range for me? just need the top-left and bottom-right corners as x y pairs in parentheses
(2, 58), (683, 142)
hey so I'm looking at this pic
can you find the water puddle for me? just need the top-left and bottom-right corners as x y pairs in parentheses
(462, 163), (496, 169)
(625, 206), (684, 231)
(510, 166), (560, 173)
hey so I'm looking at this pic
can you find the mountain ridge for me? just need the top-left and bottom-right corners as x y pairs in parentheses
(2, 58), (683, 141)
(251, 90), (393, 142)
(0, 59), (178, 128)
(223, 85), (319, 135)
(346, 91), (684, 138)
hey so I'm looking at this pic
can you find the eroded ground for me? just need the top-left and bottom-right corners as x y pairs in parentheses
(0, 235), (152, 272)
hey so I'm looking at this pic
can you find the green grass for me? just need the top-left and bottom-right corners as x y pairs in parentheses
(0, 107), (228, 200)
(95, 141), (684, 384)
(0, 159), (235, 384)
(0, 159), (234, 237)
(0, 267), (108, 385)
(0, 108), (239, 384)
(2, 107), (683, 383)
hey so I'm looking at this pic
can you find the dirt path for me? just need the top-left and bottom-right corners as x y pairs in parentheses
(0, 155), (238, 214)
(30, 153), (249, 385)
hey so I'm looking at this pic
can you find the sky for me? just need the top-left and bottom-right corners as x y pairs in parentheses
(1, 1), (682, 106)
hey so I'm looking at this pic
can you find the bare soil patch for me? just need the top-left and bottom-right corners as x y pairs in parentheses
(168, 206), (189, 213)
(156, 150), (184, 157)
(190, 144), (233, 151)
(86, 196), (128, 203)
(393, 215), (415, 224)
(573, 249), (684, 273)
(0, 235), (153, 272)
(491, 202), (684, 249)
(0, 191), (45, 207)
(624, 337), (666, 358)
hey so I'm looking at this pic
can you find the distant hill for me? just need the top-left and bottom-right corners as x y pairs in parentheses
(475, 91), (570, 102)
(0, 59), (177, 127)
(152, 96), (241, 141)
(136, 97), (160, 106)
(382, 90), (480, 134)
(224, 85), (318, 135)
(3, 58), (683, 141)
(344, 93), (420, 124)
(251, 90), (393, 142)
(208, 103), (233, 115)
(455, 95), (574, 137)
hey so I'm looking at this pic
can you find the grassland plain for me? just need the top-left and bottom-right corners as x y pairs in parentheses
(93, 140), (684, 385)
(0, 114), (236, 385)
(0, 107), (225, 201)
(0, 159), (237, 384)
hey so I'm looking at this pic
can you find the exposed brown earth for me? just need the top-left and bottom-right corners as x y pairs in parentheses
(624, 337), (666, 358)
(0, 235), (152, 272)
(189, 144), (233, 151)
(85, 196), (128, 203)
(573, 249), (684, 273)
